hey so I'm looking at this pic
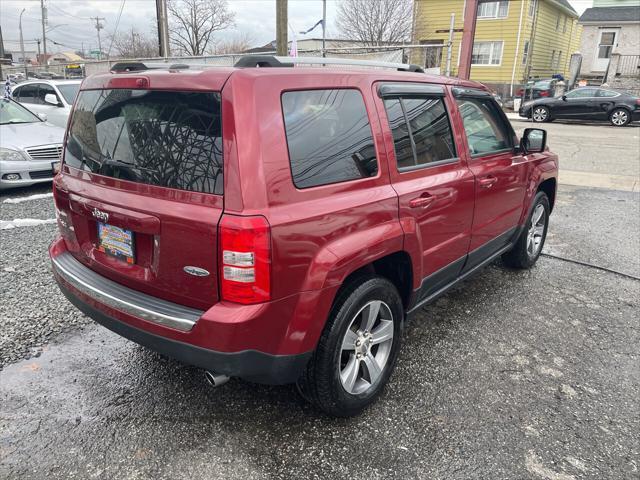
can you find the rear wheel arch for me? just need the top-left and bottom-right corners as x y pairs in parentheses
(338, 251), (413, 312)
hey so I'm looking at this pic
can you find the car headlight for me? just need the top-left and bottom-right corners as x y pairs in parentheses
(0, 147), (28, 162)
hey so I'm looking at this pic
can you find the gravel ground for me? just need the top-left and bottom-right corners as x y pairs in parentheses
(0, 186), (91, 367)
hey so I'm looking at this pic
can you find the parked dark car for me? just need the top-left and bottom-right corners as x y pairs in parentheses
(519, 87), (640, 126)
(50, 56), (558, 416)
(517, 79), (559, 100)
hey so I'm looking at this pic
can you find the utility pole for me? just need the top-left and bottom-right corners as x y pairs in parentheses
(19, 8), (28, 77)
(36, 39), (41, 60)
(322, 0), (326, 58)
(0, 23), (5, 80)
(91, 16), (105, 60)
(156, 0), (170, 58)
(445, 13), (455, 76)
(40, 0), (49, 71)
(276, 0), (288, 56)
(458, 0), (478, 80)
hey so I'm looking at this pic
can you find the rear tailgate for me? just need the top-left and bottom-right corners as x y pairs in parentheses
(55, 76), (228, 311)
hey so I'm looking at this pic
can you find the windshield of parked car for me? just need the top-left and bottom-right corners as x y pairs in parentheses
(57, 84), (80, 104)
(0, 99), (41, 125)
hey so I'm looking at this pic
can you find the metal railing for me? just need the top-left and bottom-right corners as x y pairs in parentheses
(616, 55), (640, 76)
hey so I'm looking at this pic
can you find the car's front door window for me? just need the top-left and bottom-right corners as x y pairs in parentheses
(456, 97), (511, 156)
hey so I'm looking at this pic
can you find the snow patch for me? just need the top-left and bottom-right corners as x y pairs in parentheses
(0, 218), (57, 230)
(2, 193), (53, 204)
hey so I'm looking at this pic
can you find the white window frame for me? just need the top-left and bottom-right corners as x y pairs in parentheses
(522, 40), (530, 66)
(477, 1), (509, 19)
(563, 16), (567, 33)
(471, 41), (504, 66)
(556, 15), (561, 31)
(529, 0), (538, 17)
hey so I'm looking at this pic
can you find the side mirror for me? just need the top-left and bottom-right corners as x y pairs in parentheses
(37, 113), (48, 122)
(561, 95), (567, 101)
(44, 93), (60, 106)
(520, 128), (546, 154)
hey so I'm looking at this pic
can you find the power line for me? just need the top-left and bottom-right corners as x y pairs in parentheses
(106, 0), (126, 58)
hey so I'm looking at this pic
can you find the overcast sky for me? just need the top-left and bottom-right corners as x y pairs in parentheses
(1, 0), (594, 55)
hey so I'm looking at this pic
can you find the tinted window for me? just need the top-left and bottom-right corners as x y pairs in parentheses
(16, 85), (38, 104)
(383, 98), (414, 169)
(65, 89), (223, 194)
(596, 89), (618, 98)
(384, 97), (456, 170)
(38, 83), (59, 104)
(403, 98), (456, 166)
(566, 88), (597, 98)
(282, 89), (378, 188)
(456, 97), (511, 155)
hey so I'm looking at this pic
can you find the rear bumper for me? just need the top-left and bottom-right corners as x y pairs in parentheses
(49, 238), (333, 384)
(56, 278), (311, 384)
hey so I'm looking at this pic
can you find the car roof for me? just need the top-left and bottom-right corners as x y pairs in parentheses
(16, 79), (82, 86)
(82, 66), (486, 92)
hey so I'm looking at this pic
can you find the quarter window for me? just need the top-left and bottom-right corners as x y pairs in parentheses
(456, 97), (511, 156)
(477, 1), (509, 18)
(596, 89), (618, 98)
(472, 41), (503, 65)
(282, 89), (378, 189)
(383, 96), (456, 170)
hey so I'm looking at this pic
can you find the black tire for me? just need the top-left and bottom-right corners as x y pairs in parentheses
(531, 105), (551, 123)
(297, 275), (403, 417)
(609, 108), (631, 127)
(502, 192), (550, 269)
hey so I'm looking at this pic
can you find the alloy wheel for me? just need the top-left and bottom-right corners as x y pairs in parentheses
(339, 300), (394, 395)
(532, 107), (548, 122)
(611, 110), (628, 126)
(526, 204), (546, 258)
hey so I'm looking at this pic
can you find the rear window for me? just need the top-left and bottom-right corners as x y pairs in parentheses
(281, 89), (378, 189)
(65, 89), (223, 194)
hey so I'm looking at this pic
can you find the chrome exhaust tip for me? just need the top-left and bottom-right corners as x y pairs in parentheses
(204, 371), (230, 388)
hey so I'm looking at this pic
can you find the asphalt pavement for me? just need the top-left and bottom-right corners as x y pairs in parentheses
(1, 120), (639, 479)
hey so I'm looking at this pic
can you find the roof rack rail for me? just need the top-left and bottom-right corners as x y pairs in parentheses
(110, 62), (192, 73)
(233, 55), (424, 73)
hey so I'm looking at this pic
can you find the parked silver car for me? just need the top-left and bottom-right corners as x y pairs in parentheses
(0, 99), (65, 190)
(11, 79), (81, 128)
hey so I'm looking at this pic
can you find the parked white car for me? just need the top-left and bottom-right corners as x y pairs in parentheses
(11, 79), (81, 128)
(0, 99), (65, 190)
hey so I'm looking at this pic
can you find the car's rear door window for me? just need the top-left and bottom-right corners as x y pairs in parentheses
(281, 89), (378, 189)
(65, 89), (223, 194)
(16, 84), (39, 104)
(383, 96), (456, 170)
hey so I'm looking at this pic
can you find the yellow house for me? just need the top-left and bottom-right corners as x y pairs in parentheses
(412, 0), (582, 96)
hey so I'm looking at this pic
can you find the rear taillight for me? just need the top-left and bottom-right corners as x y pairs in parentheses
(219, 214), (271, 304)
(539, 91), (550, 97)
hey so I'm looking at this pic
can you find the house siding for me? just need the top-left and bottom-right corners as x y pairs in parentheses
(412, 0), (581, 94)
(579, 23), (640, 74)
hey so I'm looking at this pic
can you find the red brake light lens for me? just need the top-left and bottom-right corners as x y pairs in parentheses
(219, 215), (271, 304)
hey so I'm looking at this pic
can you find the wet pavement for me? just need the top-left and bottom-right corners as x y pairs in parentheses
(1, 184), (638, 479)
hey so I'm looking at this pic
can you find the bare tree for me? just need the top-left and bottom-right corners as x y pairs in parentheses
(211, 32), (255, 54)
(108, 28), (158, 59)
(336, 0), (413, 46)
(167, 0), (235, 56)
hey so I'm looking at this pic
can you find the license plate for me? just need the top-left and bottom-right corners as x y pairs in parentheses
(97, 223), (135, 264)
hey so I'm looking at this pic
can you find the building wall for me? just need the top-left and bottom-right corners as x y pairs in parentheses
(580, 23), (640, 74)
(412, 0), (581, 94)
(528, 0), (582, 80)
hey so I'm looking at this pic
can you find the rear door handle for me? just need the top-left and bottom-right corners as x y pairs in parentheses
(409, 193), (435, 209)
(478, 176), (498, 188)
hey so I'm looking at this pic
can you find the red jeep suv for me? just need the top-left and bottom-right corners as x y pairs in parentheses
(50, 56), (558, 416)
